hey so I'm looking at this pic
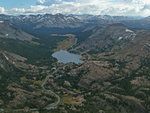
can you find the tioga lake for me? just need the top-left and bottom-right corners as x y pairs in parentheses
(52, 50), (83, 64)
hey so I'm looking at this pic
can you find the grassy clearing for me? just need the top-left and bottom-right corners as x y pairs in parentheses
(59, 94), (82, 106)
(30, 41), (40, 46)
(20, 77), (44, 85)
(53, 34), (76, 52)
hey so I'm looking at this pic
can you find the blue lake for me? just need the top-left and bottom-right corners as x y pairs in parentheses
(52, 50), (83, 64)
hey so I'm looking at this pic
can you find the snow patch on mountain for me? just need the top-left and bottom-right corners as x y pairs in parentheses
(4, 55), (9, 61)
(5, 34), (9, 37)
(126, 29), (133, 33)
(0, 21), (4, 23)
(118, 37), (123, 40)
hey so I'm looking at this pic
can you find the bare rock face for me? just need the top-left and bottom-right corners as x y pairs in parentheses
(64, 81), (71, 87)
(0, 100), (4, 105)
(0, 53), (14, 72)
(24, 106), (30, 112)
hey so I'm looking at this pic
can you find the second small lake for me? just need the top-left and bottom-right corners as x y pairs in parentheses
(52, 50), (83, 64)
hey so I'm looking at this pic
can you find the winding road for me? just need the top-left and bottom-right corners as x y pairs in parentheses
(41, 74), (60, 110)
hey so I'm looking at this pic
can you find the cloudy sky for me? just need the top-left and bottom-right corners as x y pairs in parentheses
(0, 0), (150, 16)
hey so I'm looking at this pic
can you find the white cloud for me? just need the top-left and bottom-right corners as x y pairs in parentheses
(0, 7), (5, 14)
(7, 8), (25, 14)
(2, 0), (150, 16)
(37, 0), (46, 4)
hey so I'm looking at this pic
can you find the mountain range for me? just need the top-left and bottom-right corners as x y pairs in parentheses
(0, 14), (147, 33)
(0, 13), (150, 113)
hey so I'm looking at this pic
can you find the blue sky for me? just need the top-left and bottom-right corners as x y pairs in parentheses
(0, 0), (150, 16)
(0, 0), (36, 9)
